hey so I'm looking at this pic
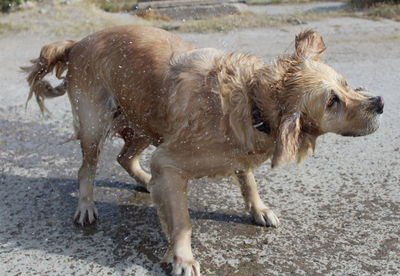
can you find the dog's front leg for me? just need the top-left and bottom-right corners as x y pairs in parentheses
(236, 170), (280, 228)
(150, 164), (200, 276)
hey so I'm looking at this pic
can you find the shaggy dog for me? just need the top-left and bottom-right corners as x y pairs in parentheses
(22, 26), (384, 276)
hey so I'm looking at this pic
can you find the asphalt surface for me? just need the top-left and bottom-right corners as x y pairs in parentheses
(1, 5), (400, 276)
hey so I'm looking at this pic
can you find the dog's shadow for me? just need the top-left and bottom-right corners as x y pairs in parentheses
(0, 174), (255, 275)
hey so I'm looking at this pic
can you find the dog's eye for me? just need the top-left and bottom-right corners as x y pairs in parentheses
(327, 94), (340, 108)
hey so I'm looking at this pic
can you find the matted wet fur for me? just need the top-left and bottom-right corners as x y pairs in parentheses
(22, 26), (384, 276)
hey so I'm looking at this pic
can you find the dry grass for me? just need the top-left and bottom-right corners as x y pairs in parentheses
(0, 21), (27, 33)
(349, 0), (400, 8)
(176, 12), (278, 33)
(246, 0), (346, 5)
(173, 9), (349, 33)
(89, 0), (137, 13)
(0, 1), (155, 37)
(0, 0), (346, 35)
(364, 3), (400, 21)
(2, 0), (398, 36)
(38, 2), (136, 36)
(136, 9), (171, 22)
(348, 1), (400, 21)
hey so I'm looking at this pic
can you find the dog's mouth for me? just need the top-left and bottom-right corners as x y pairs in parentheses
(341, 132), (363, 137)
(340, 115), (381, 137)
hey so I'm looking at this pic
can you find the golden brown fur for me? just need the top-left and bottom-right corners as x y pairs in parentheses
(22, 26), (383, 276)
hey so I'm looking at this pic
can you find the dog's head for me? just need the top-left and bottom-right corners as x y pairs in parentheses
(270, 30), (383, 167)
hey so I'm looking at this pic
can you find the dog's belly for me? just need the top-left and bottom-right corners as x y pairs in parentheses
(181, 152), (272, 179)
(153, 141), (273, 179)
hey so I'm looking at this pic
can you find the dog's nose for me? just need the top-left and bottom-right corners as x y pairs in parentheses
(374, 96), (384, 114)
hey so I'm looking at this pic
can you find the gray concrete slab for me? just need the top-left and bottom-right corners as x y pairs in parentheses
(248, 1), (347, 16)
(1, 7), (400, 276)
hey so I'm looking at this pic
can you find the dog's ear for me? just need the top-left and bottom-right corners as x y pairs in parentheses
(296, 133), (317, 163)
(295, 30), (326, 61)
(271, 112), (302, 168)
(219, 80), (255, 151)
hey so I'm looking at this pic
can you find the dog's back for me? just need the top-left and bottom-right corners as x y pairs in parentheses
(67, 26), (195, 141)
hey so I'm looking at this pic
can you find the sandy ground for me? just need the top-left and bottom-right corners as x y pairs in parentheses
(1, 1), (400, 275)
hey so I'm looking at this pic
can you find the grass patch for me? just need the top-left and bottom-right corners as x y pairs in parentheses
(0, 21), (27, 33)
(365, 3), (400, 20)
(170, 7), (351, 33)
(349, 0), (400, 8)
(349, 1), (400, 21)
(0, 22), (13, 32)
(3, 0), (398, 35)
(171, 11), (345, 33)
(50, 1), (153, 36)
(246, 0), (346, 5)
(89, 0), (137, 13)
(246, 0), (283, 4)
(136, 9), (171, 21)
(0, 1), (154, 36)
(176, 12), (279, 33)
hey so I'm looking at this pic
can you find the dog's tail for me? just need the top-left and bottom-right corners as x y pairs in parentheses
(21, 40), (76, 113)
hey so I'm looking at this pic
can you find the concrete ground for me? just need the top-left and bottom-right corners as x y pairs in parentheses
(1, 2), (400, 276)
(247, 1), (347, 16)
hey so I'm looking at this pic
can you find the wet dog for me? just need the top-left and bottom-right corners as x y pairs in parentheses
(22, 26), (383, 276)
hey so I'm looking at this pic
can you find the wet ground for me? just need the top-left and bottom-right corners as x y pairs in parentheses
(1, 2), (400, 276)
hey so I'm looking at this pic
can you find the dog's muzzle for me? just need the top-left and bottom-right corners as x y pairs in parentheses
(373, 96), (384, 114)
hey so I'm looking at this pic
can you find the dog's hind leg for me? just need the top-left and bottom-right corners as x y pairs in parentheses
(117, 128), (151, 190)
(71, 89), (114, 226)
(236, 170), (280, 228)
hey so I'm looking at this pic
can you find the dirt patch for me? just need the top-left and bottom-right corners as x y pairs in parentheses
(0, 0), (152, 36)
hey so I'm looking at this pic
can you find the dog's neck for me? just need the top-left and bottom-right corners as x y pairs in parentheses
(252, 104), (271, 134)
(249, 68), (281, 136)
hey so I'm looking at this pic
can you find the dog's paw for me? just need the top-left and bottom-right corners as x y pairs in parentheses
(172, 256), (200, 276)
(251, 208), (280, 228)
(74, 199), (98, 226)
